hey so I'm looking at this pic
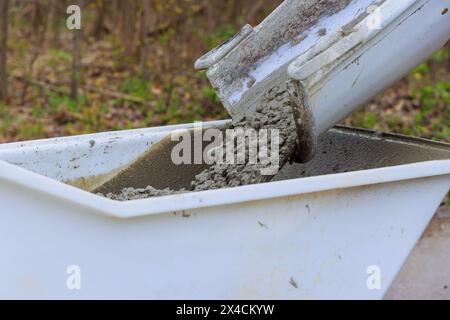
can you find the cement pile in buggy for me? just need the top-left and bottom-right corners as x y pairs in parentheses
(101, 88), (298, 200)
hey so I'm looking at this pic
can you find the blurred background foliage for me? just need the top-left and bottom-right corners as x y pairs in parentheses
(0, 0), (448, 143)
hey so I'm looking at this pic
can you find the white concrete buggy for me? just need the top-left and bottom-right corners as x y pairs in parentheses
(0, 0), (449, 299)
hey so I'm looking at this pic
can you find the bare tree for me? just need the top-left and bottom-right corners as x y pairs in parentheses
(49, 0), (61, 47)
(71, 29), (81, 101)
(71, 1), (83, 101)
(140, 0), (151, 81)
(0, 0), (9, 101)
(91, 0), (107, 40)
(118, 0), (138, 57)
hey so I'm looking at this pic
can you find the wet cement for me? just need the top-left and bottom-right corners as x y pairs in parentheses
(192, 87), (297, 191)
(97, 126), (450, 201)
(97, 0), (357, 201)
(95, 132), (211, 195)
(101, 86), (298, 201)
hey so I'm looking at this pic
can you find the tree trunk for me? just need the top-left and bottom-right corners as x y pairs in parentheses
(119, 1), (137, 57)
(71, 28), (81, 101)
(92, 0), (107, 40)
(0, 0), (9, 101)
(70, 1), (83, 101)
(49, 0), (61, 47)
(140, 0), (151, 81)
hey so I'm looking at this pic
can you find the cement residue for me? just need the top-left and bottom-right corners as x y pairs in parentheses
(104, 186), (187, 201)
(103, 86), (298, 201)
(206, 0), (352, 119)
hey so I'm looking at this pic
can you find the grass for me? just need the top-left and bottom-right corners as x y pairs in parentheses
(344, 48), (449, 142)
(1, 20), (448, 145)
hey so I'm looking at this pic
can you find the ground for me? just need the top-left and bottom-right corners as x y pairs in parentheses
(386, 203), (450, 300)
